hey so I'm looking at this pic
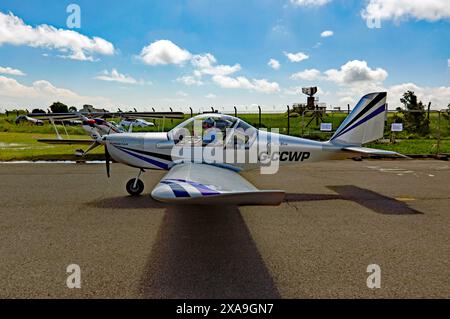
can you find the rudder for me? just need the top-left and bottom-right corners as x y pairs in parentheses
(330, 92), (387, 146)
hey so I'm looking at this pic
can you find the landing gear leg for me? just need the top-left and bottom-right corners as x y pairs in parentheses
(126, 169), (145, 196)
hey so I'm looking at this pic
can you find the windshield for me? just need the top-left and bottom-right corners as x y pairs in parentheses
(168, 114), (256, 147)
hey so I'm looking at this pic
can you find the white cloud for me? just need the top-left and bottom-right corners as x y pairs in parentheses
(448, 58), (450, 67)
(95, 69), (145, 85)
(334, 82), (450, 110)
(290, 69), (321, 81)
(212, 75), (254, 90)
(191, 53), (241, 76)
(139, 40), (192, 66)
(387, 83), (450, 109)
(268, 58), (281, 70)
(146, 42), (279, 94)
(324, 60), (388, 85)
(320, 30), (334, 37)
(290, 0), (331, 7)
(0, 11), (115, 61)
(284, 51), (309, 62)
(361, 0), (450, 22)
(176, 75), (203, 86)
(0, 75), (111, 109)
(0, 66), (25, 76)
(252, 79), (281, 93)
(212, 75), (280, 94)
(205, 93), (217, 99)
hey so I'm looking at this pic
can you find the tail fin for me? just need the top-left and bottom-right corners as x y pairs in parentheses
(330, 92), (387, 146)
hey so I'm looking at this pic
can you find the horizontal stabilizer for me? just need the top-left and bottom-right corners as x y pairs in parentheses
(343, 146), (406, 157)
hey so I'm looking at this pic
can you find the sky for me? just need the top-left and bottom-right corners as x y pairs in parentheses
(0, 0), (449, 112)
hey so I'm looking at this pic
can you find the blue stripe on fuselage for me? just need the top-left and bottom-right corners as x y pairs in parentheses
(115, 146), (169, 169)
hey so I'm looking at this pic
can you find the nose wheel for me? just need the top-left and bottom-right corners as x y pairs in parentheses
(126, 169), (145, 196)
(126, 178), (144, 196)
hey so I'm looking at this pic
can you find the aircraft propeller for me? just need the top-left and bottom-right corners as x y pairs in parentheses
(105, 145), (111, 178)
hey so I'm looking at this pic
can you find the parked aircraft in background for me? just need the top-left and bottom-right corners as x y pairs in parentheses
(119, 118), (155, 129)
(27, 111), (184, 157)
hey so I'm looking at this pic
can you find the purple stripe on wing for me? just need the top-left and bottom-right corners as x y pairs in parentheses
(164, 178), (220, 196)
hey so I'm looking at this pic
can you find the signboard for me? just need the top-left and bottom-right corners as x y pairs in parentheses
(320, 123), (332, 132)
(391, 123), (403, 132)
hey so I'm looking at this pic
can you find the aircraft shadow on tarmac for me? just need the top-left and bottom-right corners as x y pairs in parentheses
(87, 185), (420, 298)
(285, 185), (423, 215)
(138, 205), (281, 299)
(88, 198), (280, 298)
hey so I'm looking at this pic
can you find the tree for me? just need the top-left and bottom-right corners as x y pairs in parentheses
(399, 91), (430, 135)
(68, 106), (78, 113)
(443, 103), (450, 120)
(49, 102), (69, 113)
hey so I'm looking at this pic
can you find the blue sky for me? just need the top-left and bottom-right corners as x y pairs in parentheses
(0, 0), (449, 112)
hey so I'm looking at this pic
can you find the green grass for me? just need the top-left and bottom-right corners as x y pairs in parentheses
(366, 139), (450, 155)
(0, 132), (104, 161)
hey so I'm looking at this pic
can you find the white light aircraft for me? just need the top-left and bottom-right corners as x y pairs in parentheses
(83, 92), (403, 205)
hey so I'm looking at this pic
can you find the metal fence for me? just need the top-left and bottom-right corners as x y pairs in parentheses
(214, 106), (450, 154)
(219, 107), (449, 155)
(3, 106), (449, 154)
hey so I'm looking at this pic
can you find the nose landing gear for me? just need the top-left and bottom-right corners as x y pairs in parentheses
(126, 169), (145, 196)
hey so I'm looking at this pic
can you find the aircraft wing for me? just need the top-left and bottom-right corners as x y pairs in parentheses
(151, 163), (285, 205)
(117, 112), (185, 120)
(28, 111), (185, 120)
(37, 138), (95, 145)
(27, 113), (82, 121)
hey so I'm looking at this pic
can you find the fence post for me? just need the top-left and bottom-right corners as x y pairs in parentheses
(234, 106), (237, 117)
(437, 110), (441, 155)
(427, 102), (431, 121)
(286, 105), (290, 136)
(152, 107), (155, 112)
(258, 105), (261, 128)
(189, 107), (193, 118)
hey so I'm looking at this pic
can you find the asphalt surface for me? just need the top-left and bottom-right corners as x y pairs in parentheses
(0, 160), (448, 298)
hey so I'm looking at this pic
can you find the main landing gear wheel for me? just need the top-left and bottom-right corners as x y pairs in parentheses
(126, 178), (144, 196)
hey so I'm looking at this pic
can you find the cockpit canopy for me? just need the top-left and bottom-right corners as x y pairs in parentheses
(168, 114), (257, 148)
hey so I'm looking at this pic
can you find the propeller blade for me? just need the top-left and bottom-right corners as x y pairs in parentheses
(105, 145), (111, 178)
